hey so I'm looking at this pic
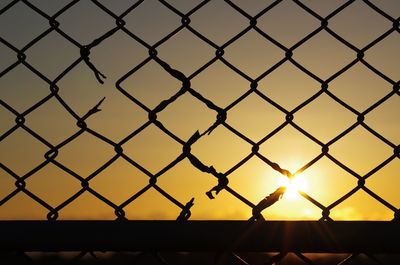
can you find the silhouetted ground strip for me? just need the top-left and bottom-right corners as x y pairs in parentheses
(2, 251), (400, 265)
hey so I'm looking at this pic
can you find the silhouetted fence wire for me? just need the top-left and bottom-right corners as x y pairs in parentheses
(1, 0), (399, 264)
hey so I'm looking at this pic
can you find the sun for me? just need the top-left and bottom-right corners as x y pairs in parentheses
(277, 174), (308, 200)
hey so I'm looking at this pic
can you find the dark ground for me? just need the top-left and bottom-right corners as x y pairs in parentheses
(1, 251), (400, 265)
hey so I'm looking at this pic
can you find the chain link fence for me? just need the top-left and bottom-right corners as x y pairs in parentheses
(1, 0), (399, 264)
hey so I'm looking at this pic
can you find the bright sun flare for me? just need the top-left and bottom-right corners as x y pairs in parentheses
(278, 175), (308, 200)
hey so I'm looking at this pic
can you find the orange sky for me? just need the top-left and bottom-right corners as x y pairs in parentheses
(0, 0), (399, 220)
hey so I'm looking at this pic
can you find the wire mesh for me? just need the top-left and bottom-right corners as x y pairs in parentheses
(0, 0), (399, 264)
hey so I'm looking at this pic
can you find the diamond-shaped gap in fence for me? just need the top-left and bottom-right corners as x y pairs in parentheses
(24, 163), (81, 207)
(227, 156), (321, 220)
(189, 0), (248, 45)
(329, 126), (394, 176)
(28, 0), (72, 16)
(365, 159), (400, 209)
(0, 167), (15, 201)
(329, 0), (392, 48)
(121, 124), (182, 175)
(364, 32), (400, 81)
(56, 63), (106, 114)
(0, 1), (48, 48)
(293, 30), (355, 80)
(298, 156), (358, 207)
(157, 93), (217, 140)
(122, 187), (180, 220)
(226, 92), (284, 141)
(89, 30), (148, 80)
(257, 0), (320, 47)
(163, 0), (205, 13)
(228, 0), (279, 16)
(123, 0), (180, 45)
(191, 61), (249, 108)
(368, 0), (400, 17)
(56, 0), (115, 44)
(95, 0), (142, 15)
(0, 41), (16, 73)
(258, 125), (321, 173)
(0, 128), (48, 176)
(119, 60), (182, 109)
(155, 159), (216, 218)
(0, 106), (14, 136)
(88, 92), (148, 142)
(25, 31), (79, 80)
(297, 0), (350, 17)
(329, 63), (393, 112)
(0, 191), (49, 219)
(0, 64), (50, 113)
(55, 132), (116, 177)
(365, 95), (400, 144)
(294, 92), (355, 143)
(157, 28), (215, 76)
(224, 29), (284, 78)
(190, 126), (251, 174)
(329, 189), (394, 220)
(89, 158), (149, 206)
(258, 62), (320, 110)
(24, 97), (77, 144)
(59, 190), (117, 219)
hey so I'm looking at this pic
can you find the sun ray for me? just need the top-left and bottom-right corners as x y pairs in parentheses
(278, 174), (309, 201)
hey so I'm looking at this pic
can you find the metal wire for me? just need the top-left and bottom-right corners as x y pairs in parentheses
(0, 0), (399, 264)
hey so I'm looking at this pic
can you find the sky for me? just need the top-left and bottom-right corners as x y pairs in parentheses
(0, 0), (399, 221)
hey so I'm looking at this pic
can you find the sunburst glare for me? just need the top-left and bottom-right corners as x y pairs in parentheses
(278, 174), (309, 200)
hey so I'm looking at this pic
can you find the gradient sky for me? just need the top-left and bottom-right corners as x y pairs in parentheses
(0, 0), (399, 220)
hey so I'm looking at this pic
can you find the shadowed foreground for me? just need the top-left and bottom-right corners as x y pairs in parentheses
(2, 251), (400, 265)
(1, 221), (400, 264)
(1, 221), (399, 253)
